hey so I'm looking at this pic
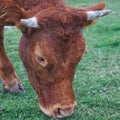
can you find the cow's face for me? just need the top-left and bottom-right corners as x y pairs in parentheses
(19, 5), (111, 118)
(19, 21), (86, 118)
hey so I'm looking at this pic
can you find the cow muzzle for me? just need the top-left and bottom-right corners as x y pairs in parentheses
(39, 101), (76, 118)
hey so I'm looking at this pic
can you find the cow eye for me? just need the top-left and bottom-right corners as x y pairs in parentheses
(37, 56), (45, 62)
(36, 56), (48, 67)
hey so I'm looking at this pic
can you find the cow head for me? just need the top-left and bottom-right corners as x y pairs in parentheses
(19, 7), (111, 118)
(0, 1), (111, 118)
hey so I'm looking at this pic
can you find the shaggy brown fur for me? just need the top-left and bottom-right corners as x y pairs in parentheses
(0, 0), (26, 27)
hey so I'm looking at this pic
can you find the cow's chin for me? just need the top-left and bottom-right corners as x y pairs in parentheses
(39, 101), (77, 118)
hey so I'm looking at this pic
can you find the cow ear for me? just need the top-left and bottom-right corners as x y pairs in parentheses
(0, 0), (27, 27)
(84, 2), (106, 11)
(75, 2), (111, 27)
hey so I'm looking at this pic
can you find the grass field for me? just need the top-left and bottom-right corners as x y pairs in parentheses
(0, 0), (120, 120)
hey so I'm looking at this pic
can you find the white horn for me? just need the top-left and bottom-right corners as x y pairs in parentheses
(20, 17), (39, 28)
(87, 10), (111, 20)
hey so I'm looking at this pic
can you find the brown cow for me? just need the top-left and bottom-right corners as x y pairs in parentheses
(0, 0), (111, 118)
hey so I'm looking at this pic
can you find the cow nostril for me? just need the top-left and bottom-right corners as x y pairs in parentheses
(57, 108), (62, 115)
(37, 56), (45, 62)
(55, 105), (76, 118)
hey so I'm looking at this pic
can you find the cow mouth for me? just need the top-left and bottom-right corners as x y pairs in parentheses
(39, 101), (76, 118)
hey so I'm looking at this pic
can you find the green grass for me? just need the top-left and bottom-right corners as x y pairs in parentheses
(0, 0), (120, 120)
